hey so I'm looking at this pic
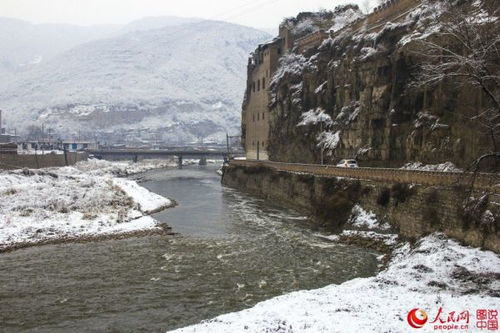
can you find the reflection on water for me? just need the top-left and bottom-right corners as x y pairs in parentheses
(0, 165), (379, 332)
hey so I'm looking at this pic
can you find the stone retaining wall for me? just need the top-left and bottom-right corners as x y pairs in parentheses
(223, 161), (500, 253)
(296, 30), (329, 53)
(231, 160), (499, 193)
(0, 152), (88, 170)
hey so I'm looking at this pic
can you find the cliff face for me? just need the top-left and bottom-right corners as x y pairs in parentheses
(268, 0), (498, 168)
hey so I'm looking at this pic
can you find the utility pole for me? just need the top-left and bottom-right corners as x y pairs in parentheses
(225, 134), (241, 161)
(320, 122), (324, 165)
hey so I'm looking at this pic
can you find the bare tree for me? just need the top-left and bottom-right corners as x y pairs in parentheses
(413, 0), (500, 153)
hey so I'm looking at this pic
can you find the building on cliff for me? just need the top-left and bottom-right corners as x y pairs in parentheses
(241, 1), (423, 161)
(242, 36), (284, 160)
(241, 7), (345, 160)
(240, 0), (500, 169)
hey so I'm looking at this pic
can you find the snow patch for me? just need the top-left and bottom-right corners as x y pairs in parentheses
(329, 7), (364, 33)
(297, 108), (333, 127)
(113, 178), (172, 214)
(348, 205), (390, 230)
(401, 162), (462, 172)
(0, 160), (174, 251)
(316, 130), (340, 150)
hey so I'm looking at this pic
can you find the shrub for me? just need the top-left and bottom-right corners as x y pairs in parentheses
(377, 187), (391, 206)
(391, 183), (413, 205)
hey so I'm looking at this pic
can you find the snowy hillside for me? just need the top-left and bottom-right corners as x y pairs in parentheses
(0, 16), (200, 76)
(0, 17), (119, 76)
(0, 20), (270, 143)
(121, 16), (201, 33)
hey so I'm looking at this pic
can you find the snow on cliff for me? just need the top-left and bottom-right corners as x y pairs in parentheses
(401, 162), (462, 172)
(282, 5), (364, 36)
(329, 5), (364, 33)
(298, 107), (333, 127)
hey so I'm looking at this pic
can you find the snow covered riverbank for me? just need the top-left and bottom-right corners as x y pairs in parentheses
(171, 233), (500, 333)
(0, 160), (175, 252)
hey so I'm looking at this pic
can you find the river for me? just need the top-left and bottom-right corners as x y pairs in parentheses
(0, 165), (379, 332)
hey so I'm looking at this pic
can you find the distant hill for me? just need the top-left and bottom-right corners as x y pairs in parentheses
(258, 27), (278, 36)
(121, 16), (201, 33)
(0, 20), (270, 143)
(0, 17), (119, 76)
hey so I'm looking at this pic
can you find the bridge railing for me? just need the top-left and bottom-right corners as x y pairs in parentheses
(230, 160), (499, 193)
(87, 149), (239, 156)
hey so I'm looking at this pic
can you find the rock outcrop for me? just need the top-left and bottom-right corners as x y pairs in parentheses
(268, 0), (499, 168)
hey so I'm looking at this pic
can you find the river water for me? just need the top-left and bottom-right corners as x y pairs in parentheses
(0, 165), (379, 332)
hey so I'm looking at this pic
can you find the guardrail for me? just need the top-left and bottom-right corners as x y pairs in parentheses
(230, 160), (499, 193)
(88, 149), (238, 156)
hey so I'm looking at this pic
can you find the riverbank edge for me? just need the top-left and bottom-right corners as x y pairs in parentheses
(0, 199), (179, 254)
(221, 163), (500, 253)
(0, 226), (175, 254)
(0, 163), (180, 254)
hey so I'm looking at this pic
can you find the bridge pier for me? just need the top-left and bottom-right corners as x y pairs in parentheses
(199, 156), (207, 166)
(177, 155), (183, 169)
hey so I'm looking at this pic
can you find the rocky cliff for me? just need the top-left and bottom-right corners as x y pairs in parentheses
(268, 0), (499, 168)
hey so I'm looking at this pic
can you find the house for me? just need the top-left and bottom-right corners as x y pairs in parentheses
(62, 141), (97, 151)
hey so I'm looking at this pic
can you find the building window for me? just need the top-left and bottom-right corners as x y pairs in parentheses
(262, 112), (265, 120)
(252, 82), (255, 92)
(257, 80), (260, 91)
(278, 48), (282, 55)
(262, 141), (265, 147)
(257, 113), (260, 121)
(262, 77), (266, 89)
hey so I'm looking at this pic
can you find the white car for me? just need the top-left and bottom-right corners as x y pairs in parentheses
(336, 159), (359, 168)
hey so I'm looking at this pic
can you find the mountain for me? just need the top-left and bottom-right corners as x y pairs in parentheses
(258, 27), (278, 36)
(0, 18), (119, 76)
(121, 16), (201, 33)
(0, 20), (271, 143)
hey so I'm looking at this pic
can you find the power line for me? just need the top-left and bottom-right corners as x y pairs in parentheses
(215, 0), (286, 22)
(143, 0), (286, 50)
(206, 0), (276, 21)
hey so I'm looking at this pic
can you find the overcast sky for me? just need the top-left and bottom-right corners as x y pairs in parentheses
(0, 0), (375, 28)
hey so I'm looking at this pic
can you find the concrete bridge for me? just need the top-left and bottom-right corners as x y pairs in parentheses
(88, 149), (243, 167)
(230, 160), (499, 193)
